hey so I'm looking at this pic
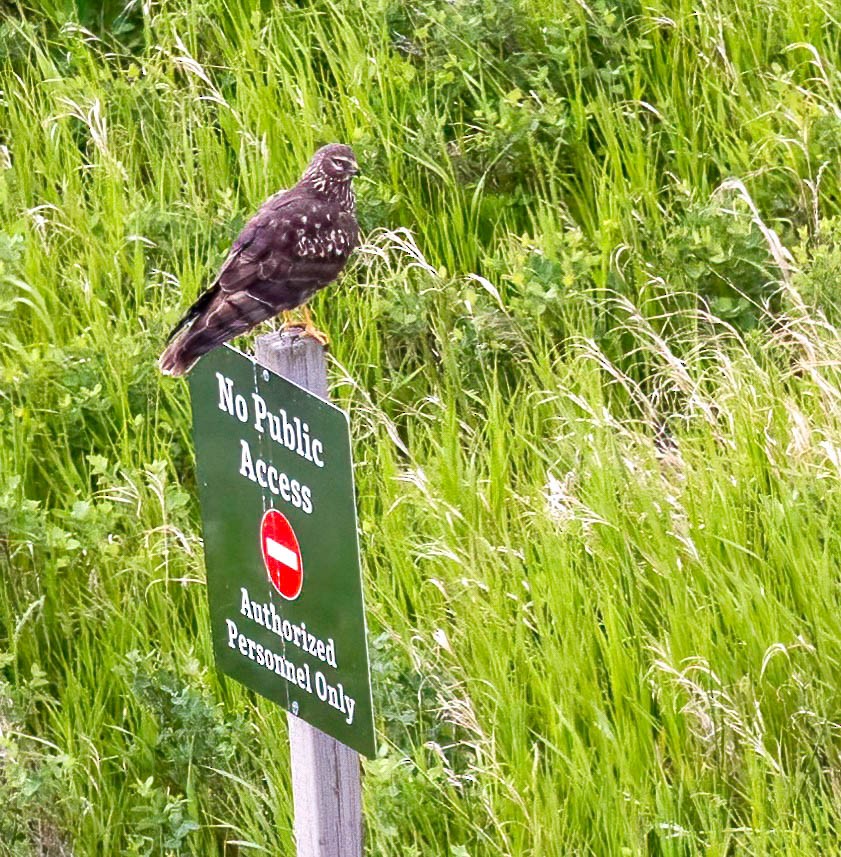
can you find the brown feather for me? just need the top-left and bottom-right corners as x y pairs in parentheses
(159, 143), (359, 376)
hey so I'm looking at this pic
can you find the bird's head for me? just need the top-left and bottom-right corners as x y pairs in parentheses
(316, 143), (359, 179)
(301, 144), (359, 202)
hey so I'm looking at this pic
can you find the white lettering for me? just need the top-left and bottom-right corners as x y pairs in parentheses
(251, 392), (267, 433)
(216, 375), (327, 467)
(235, 588), (337, 668)
(237, 441), (313, 514)
(240, 588), (252, 619)
(325, 638), (336, 668)
(267, 410), (281, 443)
(251, 601), (264, 627)
(281, 409), (296, 449)
(301, 485), (313, 515)
(301, 422), (313, 461)
(217, 373), (234, 415)
(282, 659), (296, 683)
(294, 417), (304, 458)
(311, 439), (324, 467)
(239, 439), (255, 480)
(255, 459), (267, 488)
(234, 394), (248, 423)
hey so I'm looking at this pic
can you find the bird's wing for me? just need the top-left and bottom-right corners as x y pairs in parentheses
(214, 193), (301, 293)
(163, 195), (297, 345)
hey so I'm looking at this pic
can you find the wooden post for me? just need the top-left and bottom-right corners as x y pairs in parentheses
(255, 329), (364, 857)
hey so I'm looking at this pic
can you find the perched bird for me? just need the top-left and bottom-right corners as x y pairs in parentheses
(159, 143), (360, 376)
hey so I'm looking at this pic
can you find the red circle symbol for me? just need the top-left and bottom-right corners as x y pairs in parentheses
(260, 509), (303, 600)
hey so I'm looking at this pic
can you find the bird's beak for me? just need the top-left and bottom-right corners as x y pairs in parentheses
(350, 163), (360, 176)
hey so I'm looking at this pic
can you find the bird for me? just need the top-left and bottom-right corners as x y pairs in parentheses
(159, 143), (360, 376)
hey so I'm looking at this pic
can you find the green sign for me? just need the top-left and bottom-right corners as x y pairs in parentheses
(188, 345), (375, 758)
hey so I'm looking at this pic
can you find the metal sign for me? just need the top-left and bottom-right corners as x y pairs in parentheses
(188, 345), (375, 758)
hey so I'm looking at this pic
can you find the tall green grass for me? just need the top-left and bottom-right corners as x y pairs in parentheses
(3, 0), (841, 853)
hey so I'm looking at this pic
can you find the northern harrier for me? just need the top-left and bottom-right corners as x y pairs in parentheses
(159, 143), (360, 376)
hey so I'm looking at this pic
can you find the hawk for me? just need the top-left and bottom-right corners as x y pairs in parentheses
(159, 143), (360, 376)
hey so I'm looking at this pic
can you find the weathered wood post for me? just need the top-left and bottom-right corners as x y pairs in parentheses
(256, 329), (363, 857)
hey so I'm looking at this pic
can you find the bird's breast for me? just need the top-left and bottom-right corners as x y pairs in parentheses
(293, 220), (357, 260)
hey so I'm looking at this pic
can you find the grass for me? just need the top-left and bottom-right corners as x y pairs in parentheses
(2, 0), (841, 853)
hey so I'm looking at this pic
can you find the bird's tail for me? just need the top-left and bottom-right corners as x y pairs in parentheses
(158, 335), (202, 377)
(158, 286), (221, 376)
(159, 282), (284, 376)
(159, 299), (268, 375)
(159, 317), (244, 376)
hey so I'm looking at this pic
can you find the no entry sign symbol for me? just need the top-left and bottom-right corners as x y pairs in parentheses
(260, 509), (303, 600)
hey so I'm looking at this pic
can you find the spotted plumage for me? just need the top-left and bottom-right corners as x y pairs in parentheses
(159, 143), (360, 376)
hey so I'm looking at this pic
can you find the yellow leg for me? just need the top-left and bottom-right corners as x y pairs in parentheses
(279, 310), (304, 333)
(301, 305), (330, 346)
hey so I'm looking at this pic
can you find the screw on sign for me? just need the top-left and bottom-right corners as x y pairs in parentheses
(260, 509), (303, 599)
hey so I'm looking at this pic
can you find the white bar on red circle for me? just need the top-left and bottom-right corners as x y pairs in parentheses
(266, 537), (299, 571)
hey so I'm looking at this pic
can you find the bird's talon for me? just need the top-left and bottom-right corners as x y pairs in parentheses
(303, 324), (330, 347)
(278, 318), (329, 347)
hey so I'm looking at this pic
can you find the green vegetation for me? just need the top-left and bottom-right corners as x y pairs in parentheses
(2, 0), (841, 853)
